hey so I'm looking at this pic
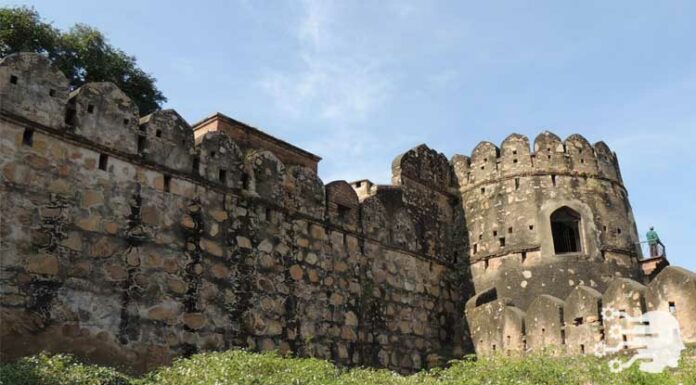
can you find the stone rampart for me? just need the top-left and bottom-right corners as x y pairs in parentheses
(0, 53), (465, 373)
(1, 52), (693, 372)
(465, 267), (695, 356)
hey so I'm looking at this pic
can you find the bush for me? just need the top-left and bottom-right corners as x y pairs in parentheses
(1, 349), (694, 385)
(0, 353), (131, 385)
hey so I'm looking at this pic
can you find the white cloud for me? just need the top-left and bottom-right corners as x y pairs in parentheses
(297, 0), (330, 49)
(259, 0), (392, 122)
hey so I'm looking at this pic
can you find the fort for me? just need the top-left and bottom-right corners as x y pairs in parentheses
(0, 52), (694, 373)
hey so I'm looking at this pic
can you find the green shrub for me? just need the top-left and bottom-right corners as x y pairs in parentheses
(1, 349), (694, 385)
(142, 350), (338, 385)
(0, 352), (131, 385)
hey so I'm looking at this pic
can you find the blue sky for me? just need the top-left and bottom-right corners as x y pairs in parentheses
(11, 0), (695, 270)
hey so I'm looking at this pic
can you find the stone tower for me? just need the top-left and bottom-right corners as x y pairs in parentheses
(451, 132), (643, 310)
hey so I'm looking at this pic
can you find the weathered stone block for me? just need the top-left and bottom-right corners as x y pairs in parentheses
(26, 254), (59, 275)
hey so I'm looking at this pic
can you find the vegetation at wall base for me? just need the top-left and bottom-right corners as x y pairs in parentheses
(1, 349), (694, 385)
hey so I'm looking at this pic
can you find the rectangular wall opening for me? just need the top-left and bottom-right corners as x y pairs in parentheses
(669, 301), (676, 314)
(164, 175), (172, 193)
(219, 169), (227, 184)
(137, 135), (146, 153)
(336, 203), (351, 222)
(98, 154), (108, 171)
(65, 107), (76, 125)
(22, 128), (34, 146)
(241, 172), (250, 190)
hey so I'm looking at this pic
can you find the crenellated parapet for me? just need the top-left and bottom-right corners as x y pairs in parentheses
(138, 109), (195, 173)
(196, 131), (244, 189)
(0, 52), (458, 263)
(284, 165), (325, 219)
(453, 132), (623, 191)
(453, 131), (641, 307)
(369, 185), (419, 253)
(465, 266), (696, 356)
(325, 181), (360, 231)
(0, 53), (69, 128)
(66, 82), (140, 155)
(392, 144), (455, 193)
(386, 144), (463, 263)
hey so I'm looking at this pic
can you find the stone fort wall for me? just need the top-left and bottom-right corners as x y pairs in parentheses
(1, 52), (694, 371)
(0, 53), (468, 373)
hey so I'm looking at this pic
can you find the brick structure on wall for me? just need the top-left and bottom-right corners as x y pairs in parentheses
(0, 53), (694, 373)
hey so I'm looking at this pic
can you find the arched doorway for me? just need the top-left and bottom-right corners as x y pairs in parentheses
(550, 207), (582, 254)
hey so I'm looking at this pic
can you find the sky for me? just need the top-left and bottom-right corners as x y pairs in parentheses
(9, 0), (695, 270)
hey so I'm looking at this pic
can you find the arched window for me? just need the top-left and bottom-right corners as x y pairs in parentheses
(550, 207), (582, 254)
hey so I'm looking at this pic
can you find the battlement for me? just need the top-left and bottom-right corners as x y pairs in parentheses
(466, 266), (696, 356)
(451, 132), (623, 191)
(0, 53), (458, 261)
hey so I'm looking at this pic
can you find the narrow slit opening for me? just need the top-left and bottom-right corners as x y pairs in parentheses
(98, 154), (108, 171)
(22, 128), (34, 146)
(164, 175), (172, 193)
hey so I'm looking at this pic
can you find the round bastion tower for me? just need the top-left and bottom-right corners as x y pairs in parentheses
(451, 132), (643, 310)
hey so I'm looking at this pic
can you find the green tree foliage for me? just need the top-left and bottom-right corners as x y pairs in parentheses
(0, 6), (166, 115)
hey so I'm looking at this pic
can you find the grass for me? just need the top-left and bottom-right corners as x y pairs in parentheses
(1, 348), (694, 385)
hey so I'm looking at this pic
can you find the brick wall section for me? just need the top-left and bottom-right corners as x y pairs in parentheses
(193, 113), (321, 173)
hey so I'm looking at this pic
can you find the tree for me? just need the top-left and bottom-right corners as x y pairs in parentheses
(0, 7), (166, 115)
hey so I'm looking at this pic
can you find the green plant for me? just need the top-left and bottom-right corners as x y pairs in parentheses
(1, 349), (694, 385)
